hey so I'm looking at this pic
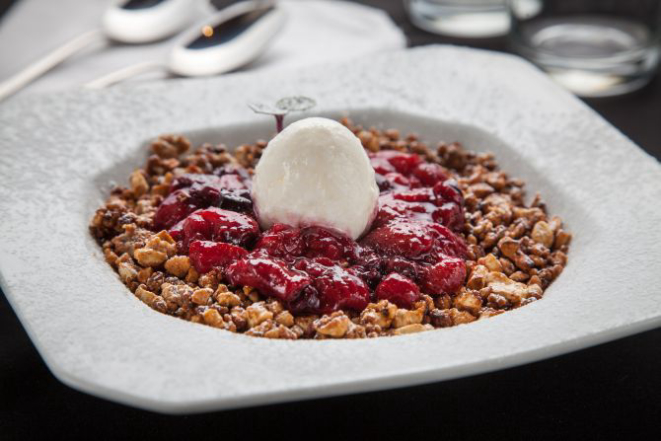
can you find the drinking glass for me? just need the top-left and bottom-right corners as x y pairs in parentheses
(509, 0), (661, 97)
(405, 0), (510, 38)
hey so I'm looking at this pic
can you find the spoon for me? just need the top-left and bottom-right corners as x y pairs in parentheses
(85, 0), (285, 89)
(0, 0), (197, 102)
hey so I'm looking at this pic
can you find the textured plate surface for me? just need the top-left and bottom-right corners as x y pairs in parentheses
(1, 46), (660, 414)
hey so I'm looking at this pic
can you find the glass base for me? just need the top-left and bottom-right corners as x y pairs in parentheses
(545, 68), (654, 98)
(512, 16), (660, 97)
(406, 0), (509, 38)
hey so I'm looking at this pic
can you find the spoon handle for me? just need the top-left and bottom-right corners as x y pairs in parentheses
(0, 29), (105, 102)
(84, 61), (167, 89)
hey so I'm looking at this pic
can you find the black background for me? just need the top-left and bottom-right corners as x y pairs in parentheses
(1, 1), (660, 439)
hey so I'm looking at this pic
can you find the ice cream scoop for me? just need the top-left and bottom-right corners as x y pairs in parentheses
(252, 117), (379, 240)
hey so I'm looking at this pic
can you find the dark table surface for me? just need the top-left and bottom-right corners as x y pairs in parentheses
(1, 1), (660, 439)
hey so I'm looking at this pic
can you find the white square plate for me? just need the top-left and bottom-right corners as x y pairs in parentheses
(1, 46), (660, 414)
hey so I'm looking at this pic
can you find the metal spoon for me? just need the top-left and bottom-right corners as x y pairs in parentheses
(85, 0), (285, 89)
(0, 0), (197, 102)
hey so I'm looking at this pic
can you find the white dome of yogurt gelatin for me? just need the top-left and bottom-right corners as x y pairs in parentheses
(252, 117), (379, 240)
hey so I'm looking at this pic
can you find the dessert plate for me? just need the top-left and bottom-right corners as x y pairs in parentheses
(1, 46), (660, 414)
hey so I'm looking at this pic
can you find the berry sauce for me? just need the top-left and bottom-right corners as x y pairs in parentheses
(153, 153), (467, 314)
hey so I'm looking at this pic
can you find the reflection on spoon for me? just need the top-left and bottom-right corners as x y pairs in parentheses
(186, 5), (273, 49)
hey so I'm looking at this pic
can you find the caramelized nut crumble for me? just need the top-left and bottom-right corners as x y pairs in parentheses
(90, 118), (571, 339)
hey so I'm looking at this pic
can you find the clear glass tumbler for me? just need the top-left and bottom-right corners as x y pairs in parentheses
(405, 0), (510, 38)
(509, 0), (661, 97)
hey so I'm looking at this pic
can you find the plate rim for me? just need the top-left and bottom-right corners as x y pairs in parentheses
(1, 45), (660, 413)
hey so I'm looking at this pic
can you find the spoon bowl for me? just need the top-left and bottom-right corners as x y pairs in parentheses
(103, 0), (197, 44)
(169, 1), (286, 77)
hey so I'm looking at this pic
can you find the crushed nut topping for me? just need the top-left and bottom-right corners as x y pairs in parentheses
(90, 119), (571, 339)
